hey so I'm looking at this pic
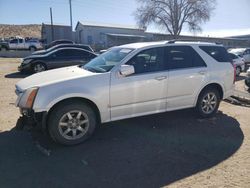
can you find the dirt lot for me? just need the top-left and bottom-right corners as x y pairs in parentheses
(0, 58), (250, 188)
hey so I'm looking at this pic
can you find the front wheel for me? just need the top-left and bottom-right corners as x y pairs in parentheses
(48, 101), (97, 145)
(32, 63), (46, 73)
(196, 88), (220, 118)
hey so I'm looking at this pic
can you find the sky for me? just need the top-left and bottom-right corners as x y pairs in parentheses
(0, 0), (249, 37)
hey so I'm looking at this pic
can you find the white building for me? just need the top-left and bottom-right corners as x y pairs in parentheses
(75, 21), (149, 50)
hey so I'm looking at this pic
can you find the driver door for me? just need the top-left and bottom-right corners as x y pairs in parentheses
(110, 47), (168, 121)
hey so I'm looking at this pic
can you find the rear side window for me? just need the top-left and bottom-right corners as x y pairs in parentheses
(81, 46), (93, 52)
(200, 46), (230, 62)
(166, 46), (206, 70)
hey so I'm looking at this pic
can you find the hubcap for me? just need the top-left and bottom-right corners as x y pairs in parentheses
(58, 110), (89, 140)
(34, 64), (45, 73)
(201, 92), (217, 114)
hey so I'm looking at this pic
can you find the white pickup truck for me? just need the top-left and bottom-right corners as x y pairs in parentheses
(0, 38), (43, 51)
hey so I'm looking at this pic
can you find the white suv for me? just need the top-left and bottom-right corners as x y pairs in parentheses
(15, 41), (235, 145)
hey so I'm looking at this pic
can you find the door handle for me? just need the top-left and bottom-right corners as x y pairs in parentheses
(198, 71), (207, 75)
(155, 76), (167, 81)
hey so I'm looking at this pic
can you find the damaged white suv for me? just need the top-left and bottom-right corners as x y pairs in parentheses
(15, 41), (235, 145)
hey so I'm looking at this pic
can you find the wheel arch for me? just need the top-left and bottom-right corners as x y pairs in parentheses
(31, 61), (47, 69)
(196, 83), (224, 105)
(44, 97), (101, 130)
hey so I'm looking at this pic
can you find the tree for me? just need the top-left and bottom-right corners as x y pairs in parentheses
(135, 0), (216, 38)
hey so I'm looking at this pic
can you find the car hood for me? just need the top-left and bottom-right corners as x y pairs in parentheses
(23, 53), (48, 60)
(32, 50), (47, 55)
(16, 66), (97, 91)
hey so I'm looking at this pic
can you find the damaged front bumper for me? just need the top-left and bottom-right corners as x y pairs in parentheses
(18, 108), (47, 131)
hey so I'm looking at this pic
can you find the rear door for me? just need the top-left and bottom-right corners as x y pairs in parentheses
(17, 39), (25, 49)
(70, 50), (96, 66)
(166, 46), (208, 111)
(47, 49), (74, 69)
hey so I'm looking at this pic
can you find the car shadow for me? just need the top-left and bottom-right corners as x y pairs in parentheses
(0, 109), (244, 188)
(4, 72), (30, 79)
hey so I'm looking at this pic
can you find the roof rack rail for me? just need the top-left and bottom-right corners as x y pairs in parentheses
(167, 40), (176, 44)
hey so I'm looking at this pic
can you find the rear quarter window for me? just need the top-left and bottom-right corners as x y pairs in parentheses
(200, 46), (230, 62)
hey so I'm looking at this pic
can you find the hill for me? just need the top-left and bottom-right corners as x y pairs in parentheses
(0, 24), (41, 39)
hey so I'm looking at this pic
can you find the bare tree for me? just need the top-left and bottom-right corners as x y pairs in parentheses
(135, 0), (216, 38)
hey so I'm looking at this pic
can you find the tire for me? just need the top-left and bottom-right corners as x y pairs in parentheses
(245, 77), (250, 88)
(29, 46), (36, 52)
(48, 101), (97, 145)
(32, 63), (46, 73)
(196, 88), (221, 118)
(236, 66), (241, 76)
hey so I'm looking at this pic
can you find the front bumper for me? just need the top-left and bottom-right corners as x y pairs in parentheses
(19, 108), (47, 131)
(18, 63), (32, 72)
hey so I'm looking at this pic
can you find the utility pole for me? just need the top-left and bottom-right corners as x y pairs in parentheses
(50, 7), (54, 42)
(69, 0), (73, 31)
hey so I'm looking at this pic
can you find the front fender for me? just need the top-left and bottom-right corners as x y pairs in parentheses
(32, 75), (110, 123)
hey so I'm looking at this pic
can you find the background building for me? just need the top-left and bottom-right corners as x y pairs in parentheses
(75, 22), (250, 51)
(41, 23), (72, 44)
(75, 21), (147, 50)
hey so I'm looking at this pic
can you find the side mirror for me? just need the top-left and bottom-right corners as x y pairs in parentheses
(119, 65), (135, 76)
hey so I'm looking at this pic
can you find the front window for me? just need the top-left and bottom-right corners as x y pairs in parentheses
(83, 47), (134, 73)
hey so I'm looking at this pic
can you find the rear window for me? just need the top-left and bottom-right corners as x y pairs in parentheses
(200, 46), (230, 62)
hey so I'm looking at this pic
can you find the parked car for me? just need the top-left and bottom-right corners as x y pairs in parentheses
(45, 39), (74, 49)
(228, 48), (250, 63)
(15, 41), (235, 145)
(32, 44), (94, 55)
(228, 53), (245, 76)
(245, 68), (250, 88)
(18, 47), (97, 73)
(0, 37), (43, 51)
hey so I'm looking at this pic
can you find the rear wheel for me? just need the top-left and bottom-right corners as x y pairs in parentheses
(48, 101), (97, 145)
(196, 88), (220, 118)
(32, 63), (46, 73)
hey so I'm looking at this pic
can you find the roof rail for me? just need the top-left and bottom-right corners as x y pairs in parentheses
(215, 42), (223, 45)
(167, 40), (176, 44)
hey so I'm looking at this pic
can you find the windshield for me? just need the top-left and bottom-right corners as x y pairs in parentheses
(83, 47), (134, 73)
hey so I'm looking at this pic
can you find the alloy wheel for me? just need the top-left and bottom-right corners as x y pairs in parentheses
(201, 92), (217, 114)
(58, 110), (90, 140)
(34, 64), (45, 73)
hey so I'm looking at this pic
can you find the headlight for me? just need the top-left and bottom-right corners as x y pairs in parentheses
(18, 87), (39, 109)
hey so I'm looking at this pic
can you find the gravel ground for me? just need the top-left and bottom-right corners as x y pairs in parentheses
(0, 58), (250, 188)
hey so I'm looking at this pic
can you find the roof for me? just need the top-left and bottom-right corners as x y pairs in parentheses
(105, 33), (146, 38)
(76, 21), (145, 31)
(42, 23), (71, 28)
(119, 41), (222, 49)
